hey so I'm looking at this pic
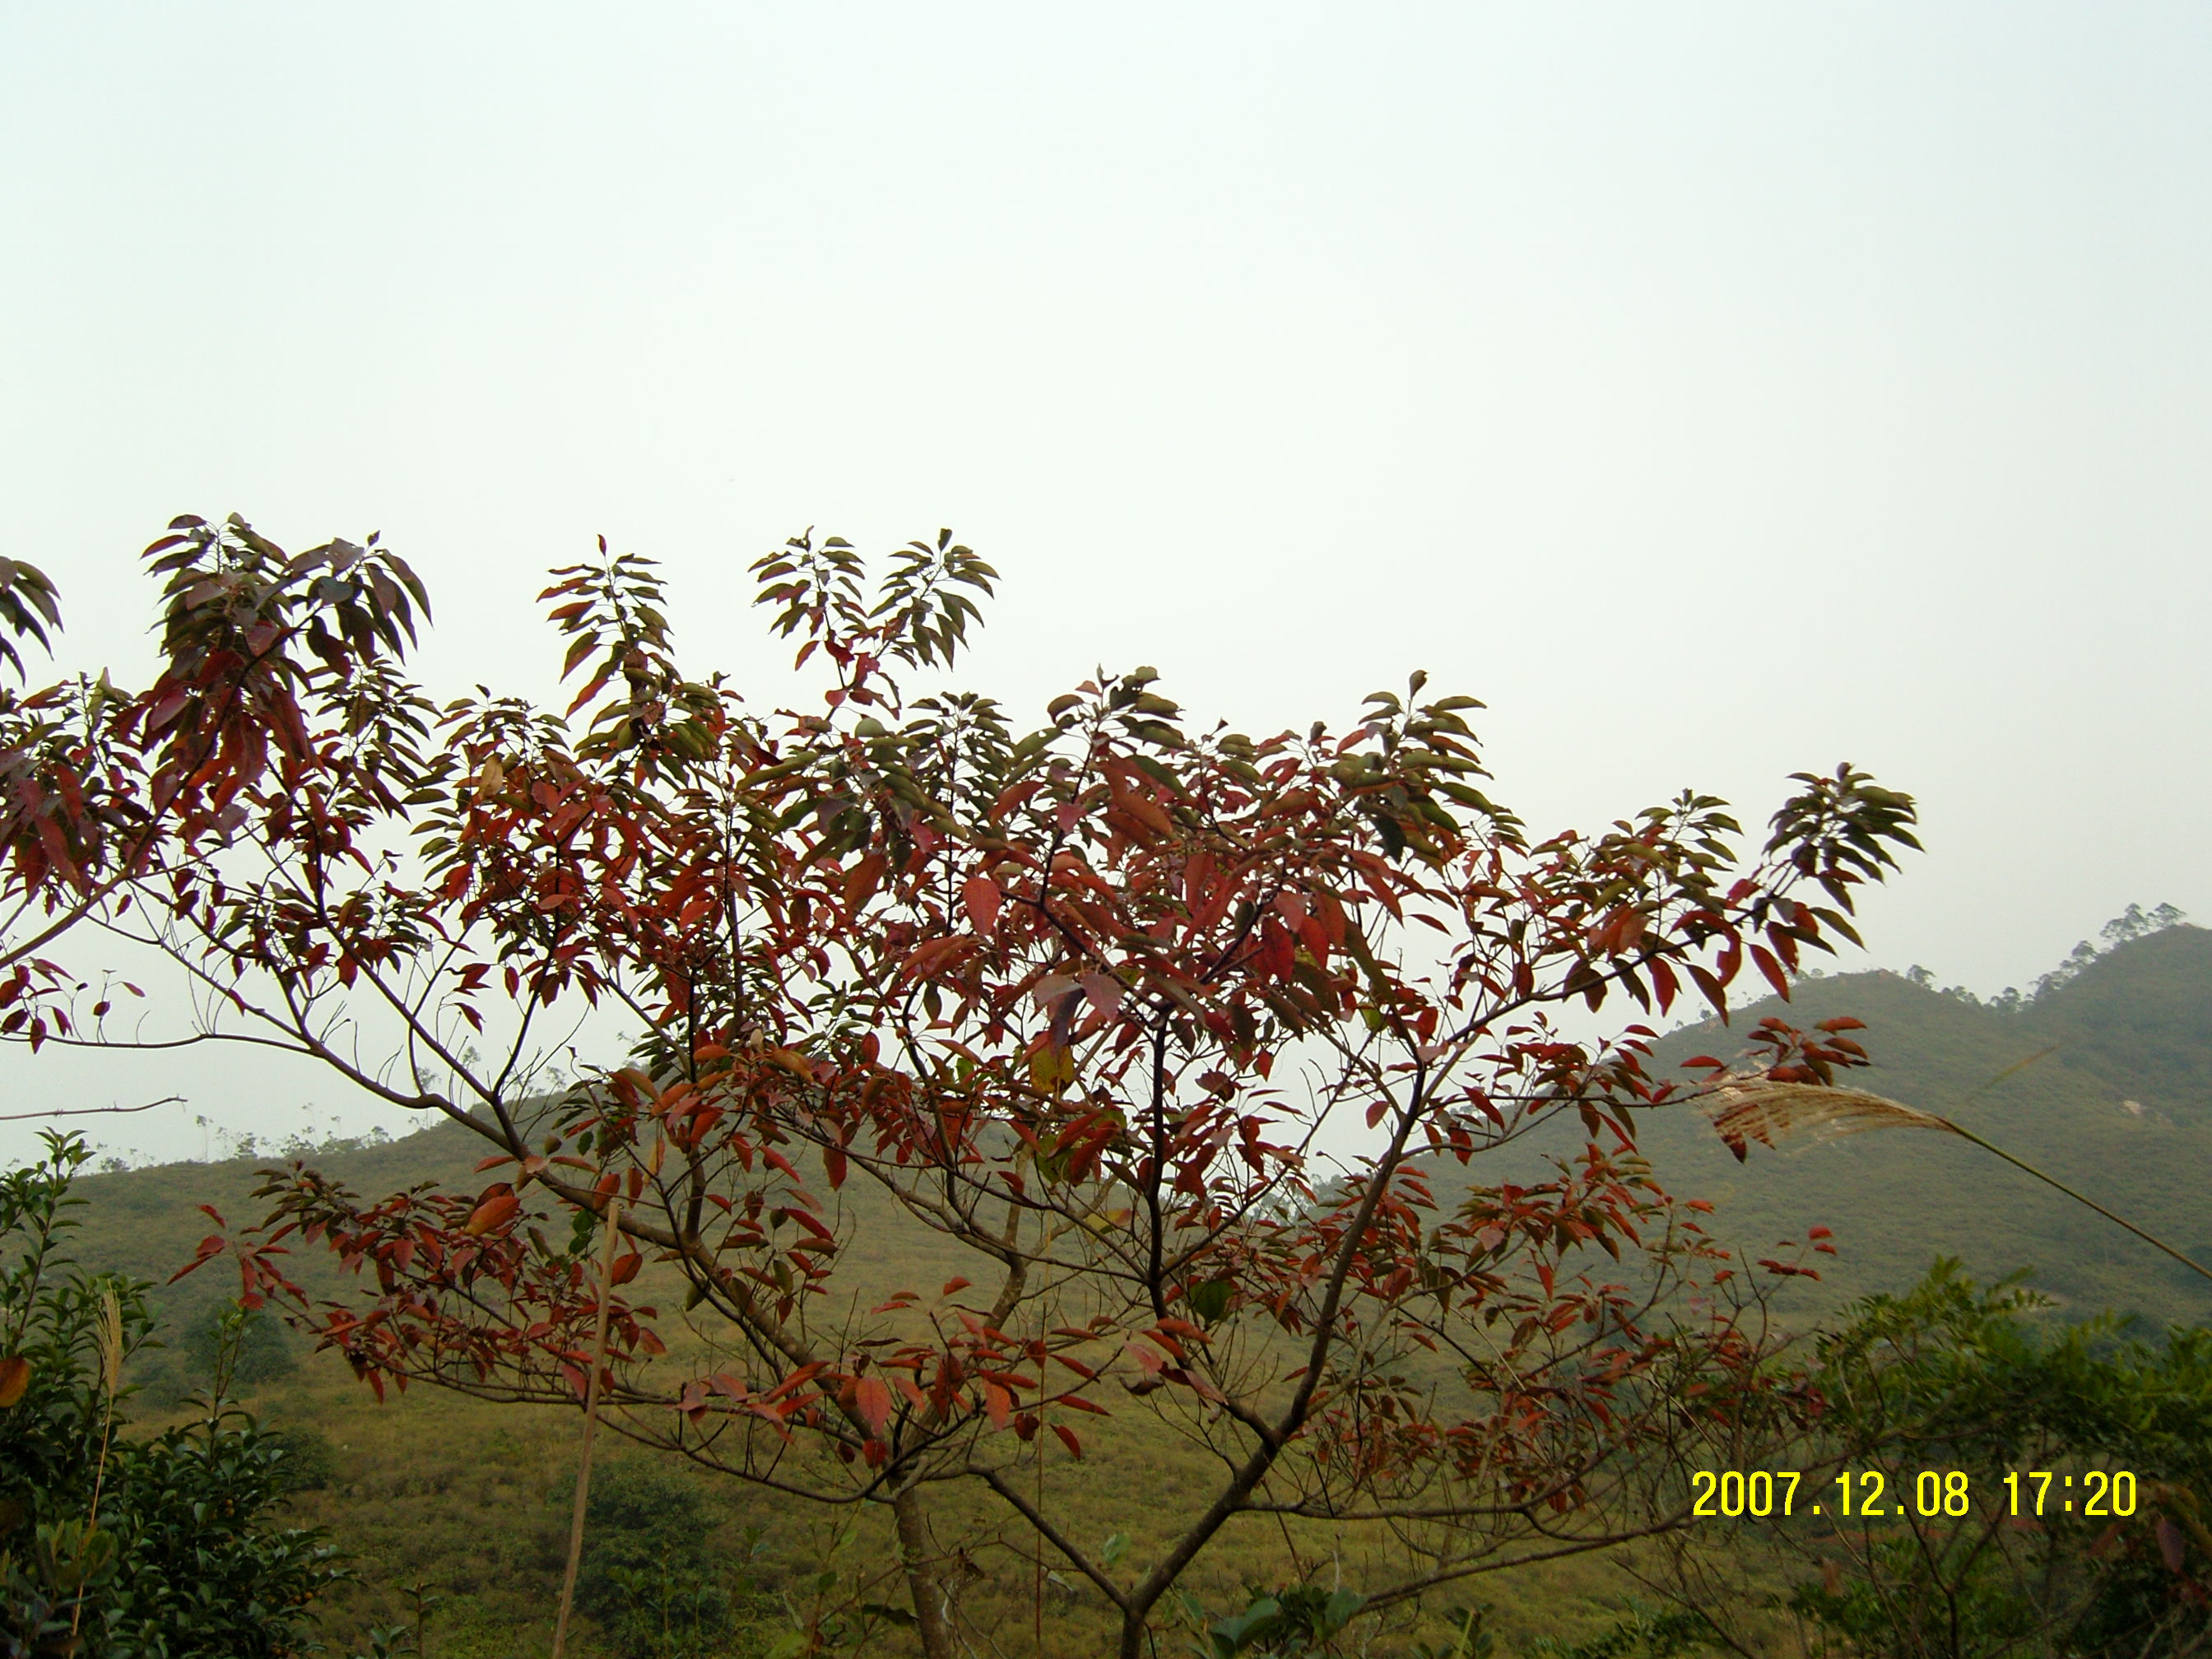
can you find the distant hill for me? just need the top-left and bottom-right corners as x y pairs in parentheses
(62, 1111), (979, 1399)
(2012, 921), (2212, 1124)
(1457, 924), (2212, 1328)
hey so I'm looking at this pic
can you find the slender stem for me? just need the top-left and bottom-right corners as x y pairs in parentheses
(68, 1404), (115, 1638)
(1940, 1119), (2212, 1286)
(1115, 1061), (1432, 1657)
(70, 1294), (122, 1641)
(551, 1196), (624, 1659)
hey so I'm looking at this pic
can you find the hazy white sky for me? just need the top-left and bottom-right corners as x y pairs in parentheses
(5, 3), (2208, 1162)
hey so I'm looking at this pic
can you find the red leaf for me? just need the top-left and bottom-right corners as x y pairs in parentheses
(168, 1234), (228, 1283)
(1687, 964), (1728, 1018)
(983, 1381), (1012, 1429)
(843, 852), (886, 910)
(464, 1192), (521, 1236)
(1749, 944), (1791, 1001)
(1051, 1422), (1083, 1460)
(854, 1376), (894, 1438)
(961, 873), (1001, 936)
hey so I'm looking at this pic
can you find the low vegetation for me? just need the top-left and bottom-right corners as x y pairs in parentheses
(0, 1133), (344, 1657)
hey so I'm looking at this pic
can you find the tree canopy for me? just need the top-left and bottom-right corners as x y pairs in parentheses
(0, 517), (1924, 1657)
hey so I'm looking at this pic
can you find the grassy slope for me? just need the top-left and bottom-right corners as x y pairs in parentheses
(1415, 926), (2212, 1331)
(1627, 924), (2212, 1327)
(53, 927), (2212, 1653)
(67, 1131), (1628, 1655)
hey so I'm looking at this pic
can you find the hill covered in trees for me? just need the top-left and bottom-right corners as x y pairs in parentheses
(1473, 918), (2212, 1329)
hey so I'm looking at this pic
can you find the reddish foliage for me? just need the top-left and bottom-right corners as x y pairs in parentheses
(0, 519), (1918, 1655)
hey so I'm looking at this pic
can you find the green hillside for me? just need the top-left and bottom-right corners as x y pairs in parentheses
(2017, 920), (2212, 1123)
(1489, 923), (2212, 1329)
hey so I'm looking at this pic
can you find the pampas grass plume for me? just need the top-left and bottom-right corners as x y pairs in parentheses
(1705, 1080), (1955, 1159)
(95, 1287), (123, 1398)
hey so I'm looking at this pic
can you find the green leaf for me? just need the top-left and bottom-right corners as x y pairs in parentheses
(1186, 1279), (1234, 1322)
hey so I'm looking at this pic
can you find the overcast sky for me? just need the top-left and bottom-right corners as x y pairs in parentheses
(5, 3), (2208, 1164)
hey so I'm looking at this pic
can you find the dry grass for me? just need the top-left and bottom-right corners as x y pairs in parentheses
(224, 1336), (1687, 1657)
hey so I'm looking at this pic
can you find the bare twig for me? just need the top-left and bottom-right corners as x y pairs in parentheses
(0, 1094), (184, 1122)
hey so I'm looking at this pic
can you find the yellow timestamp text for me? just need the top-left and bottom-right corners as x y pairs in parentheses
(1689, 1469), (2140, 1520)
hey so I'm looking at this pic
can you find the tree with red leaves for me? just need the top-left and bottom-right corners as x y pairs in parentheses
(1, 518), (1919, 1657)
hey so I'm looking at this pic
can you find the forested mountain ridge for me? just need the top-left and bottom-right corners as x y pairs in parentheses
(2003, 917), (2212, 1123)
(1615, 922), (2212, 1325)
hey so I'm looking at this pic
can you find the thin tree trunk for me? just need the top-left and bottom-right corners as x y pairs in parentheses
(894, 1480), (957, 1659)
(552, 1197), (623, 1659)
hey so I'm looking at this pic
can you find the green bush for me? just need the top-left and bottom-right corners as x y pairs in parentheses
(1668, 1262), (2212, 1659)
(0, 1133), (344, 1658)
(177, 1302), (295, 1391)
(1794, 1265), (2212, 1657)
(574, 1457), (768, 1658)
